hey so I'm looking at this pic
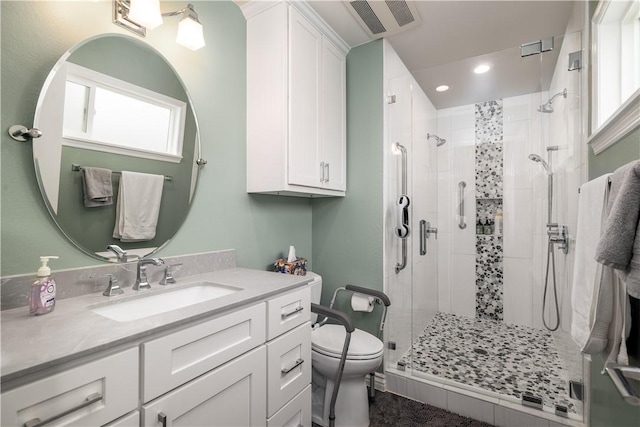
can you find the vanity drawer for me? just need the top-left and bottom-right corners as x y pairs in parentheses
(267, 287), (310, 340)
(142, 302), (266, 402)
(1, 347), (138, 427)
(267, 322), (312, 417)
(267, 385), (311, 427)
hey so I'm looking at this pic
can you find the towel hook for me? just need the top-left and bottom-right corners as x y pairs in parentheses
(8, 125), (42, 142)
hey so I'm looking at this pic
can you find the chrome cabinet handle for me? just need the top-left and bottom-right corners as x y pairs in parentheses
(23, 393), (102, 427)
(320, 162), (325, 182)
(458, 181), (467, 229)
(281, 358), (304, 375)
(325, 162), (330, 182)
(158, 412), (167, 427)
(281, 306), (303, 319)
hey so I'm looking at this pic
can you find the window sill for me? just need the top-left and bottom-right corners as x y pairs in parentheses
(588, 89), (640, 155)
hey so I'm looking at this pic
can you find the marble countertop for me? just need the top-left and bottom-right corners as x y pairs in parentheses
(1, 268), (311, 383)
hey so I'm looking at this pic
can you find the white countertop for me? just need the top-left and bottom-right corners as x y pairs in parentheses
(1, 268), (311, 383)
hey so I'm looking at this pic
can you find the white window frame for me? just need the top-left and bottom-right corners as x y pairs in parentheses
(62, 63), (186, 163)
(589, 0), (640, 154)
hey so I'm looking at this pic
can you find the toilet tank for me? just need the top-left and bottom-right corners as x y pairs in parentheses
(307, 272), (322, 323)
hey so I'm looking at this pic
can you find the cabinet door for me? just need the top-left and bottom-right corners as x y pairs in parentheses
(288, 6), (322, 188)
(320, 38), (347, 191)
(142, 346), (267, 427)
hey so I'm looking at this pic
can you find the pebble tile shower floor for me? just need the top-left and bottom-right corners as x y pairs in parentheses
(397, 312), (582, 415)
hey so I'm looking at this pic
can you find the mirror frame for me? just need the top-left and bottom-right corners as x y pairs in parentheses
(32, 33), (203, 263)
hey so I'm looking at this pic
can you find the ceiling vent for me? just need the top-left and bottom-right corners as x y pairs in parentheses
(344, 1), (421, 39)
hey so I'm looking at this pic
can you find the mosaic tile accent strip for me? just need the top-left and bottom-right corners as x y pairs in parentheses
(476, 235), (503, 321)
(475, 100), (503, 143)
(397, 312), (582, 415)
(476, 199), (503, 225)
(475, 142), (503, 199)
(475, 99), (504, 319)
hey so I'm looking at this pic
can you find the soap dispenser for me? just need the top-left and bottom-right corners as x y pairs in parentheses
(30, 256), (59, 316)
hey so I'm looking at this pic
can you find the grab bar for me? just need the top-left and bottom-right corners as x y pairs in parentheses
(605, 364), (640, 406)
(395, 143), (408, 274)
(458, 181), (467, 229)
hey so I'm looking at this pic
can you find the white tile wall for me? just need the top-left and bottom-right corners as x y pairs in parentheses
(447, 391), (496, 425)
(450, 253), (476, 317)
(503, 257), (533, 326)
(503, 188), (534, 259)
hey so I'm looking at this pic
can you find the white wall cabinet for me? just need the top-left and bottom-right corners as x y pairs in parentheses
(1, 288), (311, 427)
(245, 1), (348, 197)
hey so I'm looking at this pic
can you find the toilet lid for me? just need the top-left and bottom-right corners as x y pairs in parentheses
(312, 325), (384, 360)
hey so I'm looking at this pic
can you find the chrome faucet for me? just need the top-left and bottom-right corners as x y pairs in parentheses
(133, 258), (164, 290)
(106, 244), (128, 263)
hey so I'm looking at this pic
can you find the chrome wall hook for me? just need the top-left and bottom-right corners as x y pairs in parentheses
(8, 125), (42, 142)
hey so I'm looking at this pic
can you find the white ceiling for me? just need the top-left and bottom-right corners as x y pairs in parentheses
(307, 1), (577, 108)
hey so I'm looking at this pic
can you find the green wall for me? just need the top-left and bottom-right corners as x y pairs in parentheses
(311, 40), (384, 335)
(1, 1), (312, 276)
(587, 129), (640, 425)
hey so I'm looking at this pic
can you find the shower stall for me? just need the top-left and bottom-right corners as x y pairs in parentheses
(382, 29), (587, 424)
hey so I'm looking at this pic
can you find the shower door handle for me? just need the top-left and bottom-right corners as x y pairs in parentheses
(420, 220), (427, 255)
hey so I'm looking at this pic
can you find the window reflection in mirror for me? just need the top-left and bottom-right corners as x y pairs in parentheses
(62, 64), (186, 162)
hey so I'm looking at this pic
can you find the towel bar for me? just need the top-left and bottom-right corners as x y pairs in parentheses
(72, 164), (172, 182)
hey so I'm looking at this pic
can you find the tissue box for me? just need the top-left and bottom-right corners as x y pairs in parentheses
(274, 258), (307, 276)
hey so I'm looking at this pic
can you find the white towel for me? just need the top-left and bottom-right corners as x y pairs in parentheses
(113, 171), (164, 242)
(571, 173), (612, 353)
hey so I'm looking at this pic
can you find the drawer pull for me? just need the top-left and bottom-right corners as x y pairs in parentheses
(281, 306), (303, 319)
(281, 358), (304, 375)
(23, 392), (102, 427)
(158, 412), (167, 427)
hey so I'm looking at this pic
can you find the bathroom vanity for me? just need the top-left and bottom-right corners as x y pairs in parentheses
(1, 268), (312, 427)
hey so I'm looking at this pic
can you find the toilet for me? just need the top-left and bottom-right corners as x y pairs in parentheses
(308, 273), (384, 427)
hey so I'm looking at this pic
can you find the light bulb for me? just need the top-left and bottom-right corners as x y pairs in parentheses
(176, 17), (205, 50)
(128, 0), (163, 30)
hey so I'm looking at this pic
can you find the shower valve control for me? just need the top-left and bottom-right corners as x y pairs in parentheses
(548, 224), (569, 254)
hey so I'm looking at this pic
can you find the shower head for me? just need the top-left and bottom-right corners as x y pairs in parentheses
(426, 133), (447, 146)
(537, 88), (567, 113)
(528, 154), (552, 175)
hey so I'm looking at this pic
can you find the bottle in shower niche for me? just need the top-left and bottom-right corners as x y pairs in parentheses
(494, 208), (503, 236)
(30, 256), (59, 316)
(476, 219), (483, 234)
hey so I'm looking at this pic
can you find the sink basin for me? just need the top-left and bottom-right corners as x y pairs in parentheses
(91, 282), (241, 322)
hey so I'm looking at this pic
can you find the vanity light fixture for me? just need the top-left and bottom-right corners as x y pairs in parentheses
(113, 0), (205, 50)
(435, 85), (450, 92)
(473, 64), (491, 74)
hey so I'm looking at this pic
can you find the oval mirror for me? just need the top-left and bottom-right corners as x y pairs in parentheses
(33, 34), (202, 262)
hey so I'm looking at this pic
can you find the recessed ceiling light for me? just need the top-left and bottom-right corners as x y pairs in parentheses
(436, 85), (449, 92)
(474, 64), (491, 74)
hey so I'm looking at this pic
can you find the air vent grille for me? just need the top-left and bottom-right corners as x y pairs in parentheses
(385, 0), (415, 27)
(344, 0), (421, 39)
(350, 1), (387, 35)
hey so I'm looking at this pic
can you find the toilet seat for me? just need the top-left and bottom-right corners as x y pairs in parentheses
(312, 324), (384, 360)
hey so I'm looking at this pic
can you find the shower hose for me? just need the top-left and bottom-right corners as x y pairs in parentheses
(542, 238), (560, 331)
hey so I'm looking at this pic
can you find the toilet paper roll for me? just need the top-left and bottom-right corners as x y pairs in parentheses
(287, 245), (296, 262)
(351, 294), (374, 312)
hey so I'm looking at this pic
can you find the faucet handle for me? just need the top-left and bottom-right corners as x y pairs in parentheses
(159, 263), (183, 286)
(103, 274), (124, 297)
